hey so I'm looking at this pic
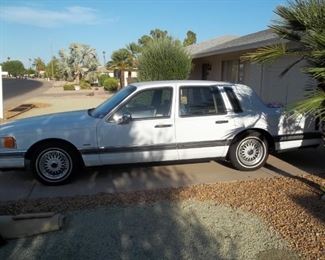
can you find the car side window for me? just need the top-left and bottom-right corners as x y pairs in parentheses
(224, 87), (243, 113)
(179, 86), (226, 117)
(115, 87), (173, 120)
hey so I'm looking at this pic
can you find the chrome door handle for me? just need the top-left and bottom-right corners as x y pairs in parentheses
(215, 120), (229, 124)
(155, 124), (173, 128)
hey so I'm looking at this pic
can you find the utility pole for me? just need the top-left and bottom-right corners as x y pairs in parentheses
(51, 43), (54, 80)
(0, 66), (3, 119)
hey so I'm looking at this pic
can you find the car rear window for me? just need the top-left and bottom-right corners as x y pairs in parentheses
(224, 87), (243, 113)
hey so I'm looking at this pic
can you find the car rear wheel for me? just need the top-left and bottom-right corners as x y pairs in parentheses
(31, 143), (78, 185)
(229, 132), (268, 171)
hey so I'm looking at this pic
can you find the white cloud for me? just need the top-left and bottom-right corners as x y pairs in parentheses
(0, 6), (101, 27)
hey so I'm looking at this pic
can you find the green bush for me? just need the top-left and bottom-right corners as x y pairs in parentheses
(138, 37), (192, 81)
(63, 84), (75, 91)
(99, 74), (110, 87)
(103, 78), (118, 91)
(80, 80), (91, 90)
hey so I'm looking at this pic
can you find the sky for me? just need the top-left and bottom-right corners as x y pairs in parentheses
(0, 0), (287, 67)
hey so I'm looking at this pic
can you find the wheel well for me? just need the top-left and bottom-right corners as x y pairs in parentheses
(230, 129), (275, 151)
(25, 138), (84, 165)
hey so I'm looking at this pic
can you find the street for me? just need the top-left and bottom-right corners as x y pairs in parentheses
(2, 79), (51, 110)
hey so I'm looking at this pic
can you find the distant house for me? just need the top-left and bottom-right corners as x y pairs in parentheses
(97, 66), (137, 85)
(187, 29), (311, 106)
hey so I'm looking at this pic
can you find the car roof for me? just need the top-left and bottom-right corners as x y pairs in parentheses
(130, 80), (234, 88)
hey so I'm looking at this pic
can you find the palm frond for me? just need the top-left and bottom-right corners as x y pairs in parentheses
(304, 67), (325, 80)
(289, 89), (325, 121)
(241, 44), (287, 63)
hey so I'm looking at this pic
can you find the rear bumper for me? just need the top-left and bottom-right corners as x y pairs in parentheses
(0, 152), (25, 169)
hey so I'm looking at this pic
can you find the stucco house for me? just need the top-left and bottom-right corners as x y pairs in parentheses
(187, 29), (311, 106)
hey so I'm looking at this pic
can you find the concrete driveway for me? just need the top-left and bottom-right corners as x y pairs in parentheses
(1, 146), (324, 202)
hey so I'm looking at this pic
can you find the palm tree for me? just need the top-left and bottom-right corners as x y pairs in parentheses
(107, 48), (133, 89)
(243, 0), (325, 122)
(33, 57), (46, 77)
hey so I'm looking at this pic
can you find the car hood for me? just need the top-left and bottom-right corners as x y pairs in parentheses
(0, 110), (98, 135)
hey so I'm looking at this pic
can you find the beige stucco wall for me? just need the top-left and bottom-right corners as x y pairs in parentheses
(190, 52), (311, 106)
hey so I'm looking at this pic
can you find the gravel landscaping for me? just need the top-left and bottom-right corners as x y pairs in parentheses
(0, 201), (295, 260)
(0, 175), (324, 259)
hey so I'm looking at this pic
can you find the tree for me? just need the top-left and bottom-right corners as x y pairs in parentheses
(138, 37), (192, 81)
(107, 48), (133, 89)
(25, 68), (36, 76)
(183, 30), (197, 46)
(58, 43), (99, 83)
(45, 57), (60, 80)
(1, 60), (25, 77)
(243, 0), (325, 121)
(33, 57), (46, 76)
(138, 28), (171, 47)
(126, 42), (141, 69)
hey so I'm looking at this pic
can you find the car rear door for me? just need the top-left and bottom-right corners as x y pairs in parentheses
(175, 85), (235, 160)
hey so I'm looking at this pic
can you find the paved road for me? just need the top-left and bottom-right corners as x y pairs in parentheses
(0, 146), (323, 202)
(2, 79), (51, 110)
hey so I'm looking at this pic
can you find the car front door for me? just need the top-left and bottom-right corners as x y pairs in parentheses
(175, 85), (235, 160)
(97, 86), (177, 164)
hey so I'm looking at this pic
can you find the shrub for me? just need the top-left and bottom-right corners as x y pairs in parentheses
(103, 78), (119, 91)
(99, 74), (110, 87)
(80, 79), (91, 90)
(63, 84), (75, 91)
(138, 37), (192, 81)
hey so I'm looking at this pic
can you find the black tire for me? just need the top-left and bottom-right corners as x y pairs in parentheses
(31, 143), (79, 185)
(228, 132), (269, 171)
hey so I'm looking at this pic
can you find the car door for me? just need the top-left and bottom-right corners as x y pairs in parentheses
(97, 86), (177, 164)
(175, 85), (235, 160)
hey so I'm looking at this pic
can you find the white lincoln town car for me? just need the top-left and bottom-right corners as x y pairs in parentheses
(0, 81), (322, 185)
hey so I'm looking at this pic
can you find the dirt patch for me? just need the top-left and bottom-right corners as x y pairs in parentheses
(4, 103), (51, 120)
(32, 103), (51, 109)
(0, 175), (324, 259)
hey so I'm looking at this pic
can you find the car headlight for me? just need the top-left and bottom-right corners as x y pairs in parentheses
(0, 137), (16, 149)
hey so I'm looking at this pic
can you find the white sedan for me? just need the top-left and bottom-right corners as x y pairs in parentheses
(0, 81), (322, 185)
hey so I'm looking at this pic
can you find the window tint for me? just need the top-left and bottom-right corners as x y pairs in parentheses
(179, 87), (226, 117)
(91, 85), (136, 118)
(116, 88), (172, 119)
(224, 87), (243, 113)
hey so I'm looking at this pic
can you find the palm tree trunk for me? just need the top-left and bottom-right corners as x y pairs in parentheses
(120, 69), (125, 89)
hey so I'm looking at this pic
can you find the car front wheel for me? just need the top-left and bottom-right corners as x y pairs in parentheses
(31, 143), (78, 185)
(229, 133), (268, 171)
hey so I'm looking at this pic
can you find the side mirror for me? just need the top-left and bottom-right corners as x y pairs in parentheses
(114, 113), (132, 124)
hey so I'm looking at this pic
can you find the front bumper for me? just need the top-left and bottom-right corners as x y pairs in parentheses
(0, 152), (25, 169)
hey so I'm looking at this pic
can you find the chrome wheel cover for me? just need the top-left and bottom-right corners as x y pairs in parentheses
(36, 148), (72, 180)
(236, 137), (265, 168)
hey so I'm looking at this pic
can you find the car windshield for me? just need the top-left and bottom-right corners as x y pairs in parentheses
(90, 85), (137, 118)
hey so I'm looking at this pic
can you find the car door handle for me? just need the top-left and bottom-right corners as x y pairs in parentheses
(155, 124), (173, 128)
(215, 120), (229, 124)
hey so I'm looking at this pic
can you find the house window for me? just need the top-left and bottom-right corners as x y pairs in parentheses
(221, 60), (244, 83)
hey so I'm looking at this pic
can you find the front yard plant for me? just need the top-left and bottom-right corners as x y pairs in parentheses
(138, 37), (192, 81)
(63, 84), (75, 91)
(103, 78), (118, 91)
